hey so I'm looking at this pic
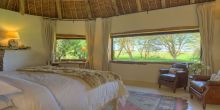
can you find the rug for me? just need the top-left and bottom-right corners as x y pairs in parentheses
(107, 91), (188, 110)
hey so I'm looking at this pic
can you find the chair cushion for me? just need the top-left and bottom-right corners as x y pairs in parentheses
(172, 63), (187, 70)
(169, 68), (184, 74)
(190, 81), (206, 93)
(160, 74), (176, 81)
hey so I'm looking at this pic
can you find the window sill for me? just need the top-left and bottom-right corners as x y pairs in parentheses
(0, 46), (31, 50)
(110, 60), (188, 65)
(52, 60), (88, 65)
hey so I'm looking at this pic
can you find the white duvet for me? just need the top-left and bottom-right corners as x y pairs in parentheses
(0, 71), (128, 110)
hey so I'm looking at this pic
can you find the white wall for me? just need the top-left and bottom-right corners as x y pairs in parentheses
(56, 20), (86, 35)
(0, 9), (48, 71)
(110, 5), (199, 83)
(111, 5), (198, 33)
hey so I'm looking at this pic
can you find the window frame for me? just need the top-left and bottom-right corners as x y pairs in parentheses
(54, 34), (87, 63)
(110, 26), (201, 64)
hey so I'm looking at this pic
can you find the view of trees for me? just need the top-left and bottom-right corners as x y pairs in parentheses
(55, 32), (200, 62)
(55, 39), (87, 60)
(113, 32), (201, 62)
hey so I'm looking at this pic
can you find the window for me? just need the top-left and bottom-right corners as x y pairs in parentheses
(55, 34), (87, 61)
(111, 29), (201, 63)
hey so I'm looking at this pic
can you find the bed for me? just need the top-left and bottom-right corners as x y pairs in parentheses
(0, 66), (128, 110)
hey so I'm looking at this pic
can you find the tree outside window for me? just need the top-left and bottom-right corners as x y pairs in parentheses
(55, 38), (87, 61)
(112, 31), (201, 62)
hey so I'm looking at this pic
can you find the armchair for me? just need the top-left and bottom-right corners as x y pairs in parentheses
(189, 75), (220, 110)
(158, 63), (188, 93)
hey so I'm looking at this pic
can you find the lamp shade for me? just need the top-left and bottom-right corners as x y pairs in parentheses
(0, 31), (20, 39)
(0, 31), (20, 46)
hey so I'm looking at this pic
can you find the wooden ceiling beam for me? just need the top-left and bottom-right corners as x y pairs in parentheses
(7, 0), (11, 9)
(74, 2), (78, 19)
(154, 0), (158, 9)
(95, 0), (101, 17)
(190, 0), (196, 4)
(19, 0), (25, 15)
(33, 0), (37, 15)
(27, 0), (30, 14)
(111, 0), (119, 15)
(79, 2), (84, 19)
(13, 0), (17, 11)
(146, 0), (151, 10)
(85, 0), (92, 19)
(1, 0), (215, 20)
(119, 0), (126, 14)
(40, 0), (43, 16)
(103, 1), (110, 17)
(48, 0), (51, 17)
(69, 3), (74, 19)
(136, 0), (142, 12)
(161, 0), (166, 8)
(127, 0), (132, 13)
(55, 0), (62, 19)
(61, 2), (66, 19)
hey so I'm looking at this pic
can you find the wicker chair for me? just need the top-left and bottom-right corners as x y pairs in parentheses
(189, 75), (220, 110)
(158, 63), (189, 93)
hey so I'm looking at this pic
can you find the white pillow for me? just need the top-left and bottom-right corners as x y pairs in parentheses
(0, 80), (21, 96)
(210, 74), (220, 81)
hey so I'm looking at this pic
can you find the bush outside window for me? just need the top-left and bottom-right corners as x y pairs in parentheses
(55, 35), (87, 61)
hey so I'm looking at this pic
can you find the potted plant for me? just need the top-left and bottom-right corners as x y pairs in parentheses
(188, 62), (209, 75)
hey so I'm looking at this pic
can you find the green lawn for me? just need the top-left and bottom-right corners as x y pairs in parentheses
(113, 51), (199, 62)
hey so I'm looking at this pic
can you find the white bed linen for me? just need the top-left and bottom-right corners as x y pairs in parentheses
(0, 71), (127, 110)
(0, 74), (61, 110)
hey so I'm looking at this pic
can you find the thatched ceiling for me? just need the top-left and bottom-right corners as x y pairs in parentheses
(0, 0), (214, 20)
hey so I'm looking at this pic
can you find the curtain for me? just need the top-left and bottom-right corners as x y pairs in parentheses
(102, 18), (112, 71)
(197, 2), (215, 75)
(216, 0), (220, 19)
(85, 20), (96, 69)
(41, 18), (57, 64)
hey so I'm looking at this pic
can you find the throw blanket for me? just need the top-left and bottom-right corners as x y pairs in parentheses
(17, 66), (121, 89)
(0, 95), (14, 110)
